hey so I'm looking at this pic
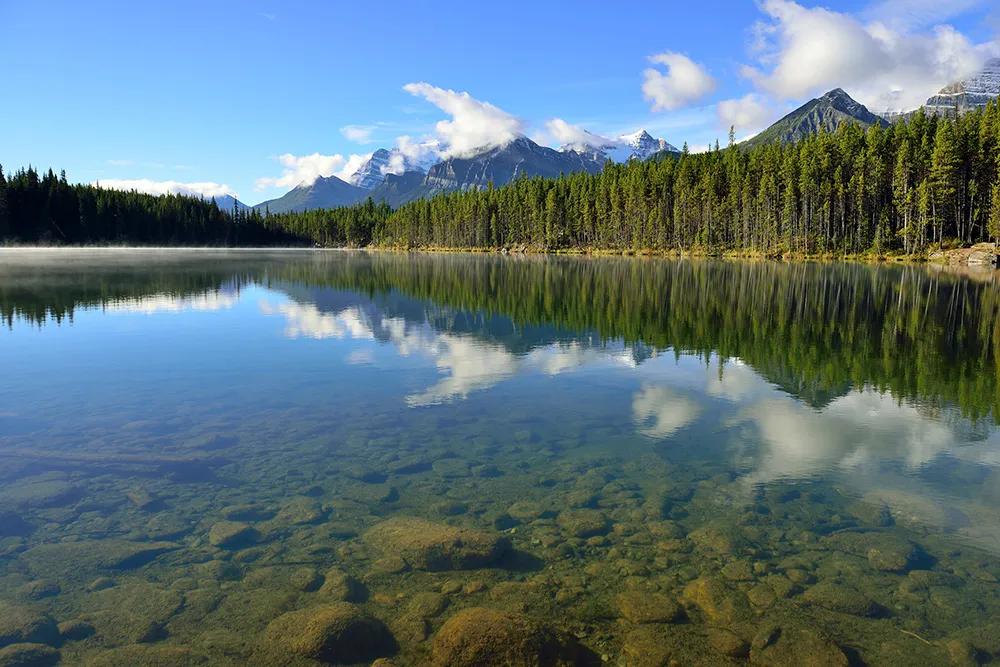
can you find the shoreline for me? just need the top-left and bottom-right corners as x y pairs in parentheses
(2, 243), (997, 268)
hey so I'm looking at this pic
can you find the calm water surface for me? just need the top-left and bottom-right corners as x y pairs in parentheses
(1, 249), (1000, 666)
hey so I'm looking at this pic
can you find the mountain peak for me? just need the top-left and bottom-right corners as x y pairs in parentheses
(744, 88), (886, 148)
(922, 57), (1000, 116)
(620, 129), (653, 144)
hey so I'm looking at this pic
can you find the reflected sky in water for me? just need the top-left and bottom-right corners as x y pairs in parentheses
(2, 248), (999, 556)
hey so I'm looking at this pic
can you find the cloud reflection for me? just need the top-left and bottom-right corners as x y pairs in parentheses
(632, 384), (701, 438)
(104, 291), (238, 314)
(259, 299), (642, 406)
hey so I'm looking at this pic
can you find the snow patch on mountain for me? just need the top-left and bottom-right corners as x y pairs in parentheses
(560, 129), (679, 163)
(350, 141), (442, 190)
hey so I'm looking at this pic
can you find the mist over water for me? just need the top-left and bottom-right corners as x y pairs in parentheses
(1, 249), (999, 665)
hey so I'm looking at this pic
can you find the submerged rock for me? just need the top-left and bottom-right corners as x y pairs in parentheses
(20, 540), (178, 579)
(616, 591), (684, 624)
(319, 568), (365, 602)
(261, 603), (396, 664)
(0, 643), (59, 667)
(83, 645), (200, 666)
(85, 580), (184, 644)
(0, 477), (80, 509)
(708, 628), (749, 658)
(0, 606), (59, 649)
(557, 510), (610, 538)
(824, 531), (921, 573)
(56, 620), (95, 642)
(750, 623), (849, 666)
(208, 521), (259, 549)
(363, 517), (510, 571)
(682, 577), (752, 626)
(430, 607), (589, 667)
(275, 497), (327, 525)
(289, 567), (323, 592)
(801, 581), (884, 617)
(16, 581), (59, 601)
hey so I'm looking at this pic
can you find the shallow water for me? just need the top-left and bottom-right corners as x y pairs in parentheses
(1, 248), (1000, 666)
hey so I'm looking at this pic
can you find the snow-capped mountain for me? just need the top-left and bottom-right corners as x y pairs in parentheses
(559, 129), (679, 163)
(349, 146), (441, 191)
(924, 58), (1000, 116)
(616, 130), (680, 159)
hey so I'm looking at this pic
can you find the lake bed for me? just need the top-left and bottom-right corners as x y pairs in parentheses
(1, 249), (999, 666)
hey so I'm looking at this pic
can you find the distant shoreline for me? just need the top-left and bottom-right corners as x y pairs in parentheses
(2, 243), (997, 268)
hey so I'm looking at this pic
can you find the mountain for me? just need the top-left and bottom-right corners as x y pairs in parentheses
(744, 88), (888, 148)
(423, 137), (604, 192)
(253, 175), (367, 214)
(258, 135), (636, 213)
(561, 129), (679, 163)
(615, 130), (680, 160)
(349, 147), (439, 191)
(922, 57), (1000, 116)
(366, 170), (431, 208)
(207, 194), (248, 212)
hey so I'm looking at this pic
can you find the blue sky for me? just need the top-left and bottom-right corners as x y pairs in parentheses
(1, 0), (997, 205)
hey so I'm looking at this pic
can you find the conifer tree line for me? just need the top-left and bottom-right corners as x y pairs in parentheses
(3, 101), (999, 253)
(0, 166), (296, 246)
(374, 102), (1000, 255)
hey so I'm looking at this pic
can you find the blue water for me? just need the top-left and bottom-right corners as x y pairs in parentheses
(1, 248), (999, 665)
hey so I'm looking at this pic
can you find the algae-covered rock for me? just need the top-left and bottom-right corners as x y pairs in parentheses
(0, 643), (59, 667)
(616, 591), (684, 624)
(57, 619), (95, 642)
(407, 592), (448, 619)
(84, 580), (184, 644)
(682, 577), (752, 626)
(750, 623), (848, 667)
(207, 521), (259, 549)
(801, 581), (884, 617)
(319, 568), (365, 602)
(688, 522), (750, 556)
(363, 517), (510, 571)
(708, 628), (749, 658)
(620, 626), (674, 667)
(0, 477), (80, 509)
(20, 540), (178, 579)
(83, 644), (202, 666)
(557, 510), (610, 538)
(289, 568), (323, 592)
(824, 532), (920, 573)
(430, 607), (589, 667)
(0, 606), (59, 649)
(16, 581), (59, 601)
(274, 497), (326, 525)
(261, 603), (396, 664)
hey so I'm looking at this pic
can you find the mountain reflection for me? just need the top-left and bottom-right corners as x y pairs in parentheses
(258, 292), (645, 406)
(3, 249), (1000, 550)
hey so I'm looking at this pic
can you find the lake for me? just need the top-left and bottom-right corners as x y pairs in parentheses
(1, 248), (999, 666)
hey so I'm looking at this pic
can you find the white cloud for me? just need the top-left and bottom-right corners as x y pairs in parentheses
(741, 391), (955, 485)
(632, 384), (701, 438)
(542, 118), (613, 149)
(863, 0), (987, 31)
(387, 135), (442, 174)
(340, 125), (375, 144)
(255, 151), (372, 190)
(93, 178), (236, 199)
(402, 82), (523, 157)
(106, 291), (239, 314)
(744, 0), (994, 112)
(642, 52), (717, 112)
(717, 94), (773, 135)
